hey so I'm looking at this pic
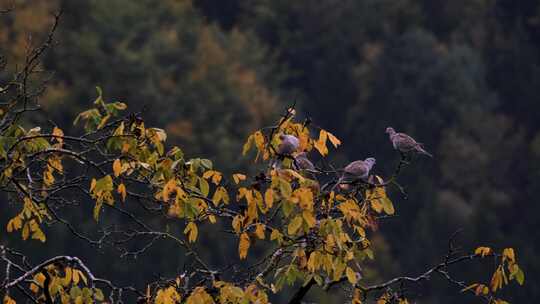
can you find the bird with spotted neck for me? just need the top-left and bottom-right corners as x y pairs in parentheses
(385, 127), (432, 158)
(331, 157), (376, 192)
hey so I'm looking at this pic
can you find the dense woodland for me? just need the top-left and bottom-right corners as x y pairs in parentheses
(0, 0), (537, 303)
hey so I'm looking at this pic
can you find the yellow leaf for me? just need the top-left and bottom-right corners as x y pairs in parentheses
(270, 229), (282, 242)
(117, 183), (127, 202)
(93, 201), (103, 222)
(233, 173), (247, 184)
(97, 114), (111, 130)
(503, 248), (516, 264)
(47, 157), (63, 174)
(302, 210), (316, 228)
(232, 215), (243, 234)
(327, 131), (341, 148)
(31, 226), (46, 242)
(202, 170), (216, 179)
(239, 232), (250, 259)
(491, 268), (502, 292)
(162, 179), (177, 202)
(30, 283), (40, 293)
(370, 198), (383, 213)
(352, 289), (363, 304)
(113, 121), (125, 136)
(155, 286), (181, 304)
(288, 216), (303, 235)
(112, 159), (122, 177)
(294, 188), (314, 211)
(3, 295), (16, 304)
(314, 130), (329, 157)
(90, 178), (97, 192)
(242, 135), (254, 156)
(43, 166), (55, 186)
(283, 169), (305, 182)
(6, 216), (22, 233)
(22, 222), (30, 240)
(253, 131), (265, 151)
(346, 267), (358, 284)
(307, 251), (320, 272)
(71, 267), (80, 284)
(184, 222), (198, 243)
(211, 172), (222, 185)
(254, 223), (265, 240)
(61, 267), (72, 286)
(76, 270), (87, 285)
(212, 186), (229, 206)
(245, 190), (258, 222)
(461, 283), (478, 293)
(474, 246), (492, 257)
(264, 189), (274, 209)
(381, 197), (394, 215)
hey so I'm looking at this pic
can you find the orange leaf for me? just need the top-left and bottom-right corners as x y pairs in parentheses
(117, 183), (127, 202)
(239, 232), (250, 259)
(112, 159), (122, 177)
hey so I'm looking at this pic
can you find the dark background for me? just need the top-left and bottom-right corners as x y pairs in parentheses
(1, 0), (538, 302)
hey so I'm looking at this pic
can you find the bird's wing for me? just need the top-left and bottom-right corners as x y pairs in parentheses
(344, 160), (366, 176)
(396, 133), (419, 149)
(296, 157), (314, 171)
(278, 136), (299, 154)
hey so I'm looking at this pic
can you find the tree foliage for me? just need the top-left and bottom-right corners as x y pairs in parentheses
(0, 8), (526, 303)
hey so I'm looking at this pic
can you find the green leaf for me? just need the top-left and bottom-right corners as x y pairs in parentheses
(185, 198), (201, 219)
(189, 158), (200, 172)
(313, 274), (323, 286)
(94, 176), (113, 193)
(94, 289), (104, 301)
(274, 270), (287, 291)
(82, 287), (92, 298)
(70, 286), (82, 298)
(199, 177), (209, 197)
(516, 268), (525, 285)
(93, 86), (104, 106)
(286, 265), (300, 286)
(200, 159), (213, 170)
(279, 179), (292, 198)
(282, 200), (294, 217)
(93, 201), (103, 222)
(167, 146), (184, 160)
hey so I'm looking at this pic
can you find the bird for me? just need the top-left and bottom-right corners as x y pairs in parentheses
(385, 127), (433, 157)
(277, 134), (299, 155)
(331, 157), (376, 192)
(271, 134), (300, 170)
(294, 152), (315, 172)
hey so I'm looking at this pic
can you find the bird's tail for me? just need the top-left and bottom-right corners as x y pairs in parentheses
(417, 146), (433, 158)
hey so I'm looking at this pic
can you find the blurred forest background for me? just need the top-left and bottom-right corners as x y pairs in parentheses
(1, 0), (538, 302)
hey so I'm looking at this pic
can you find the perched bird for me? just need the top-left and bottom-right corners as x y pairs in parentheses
(277, 134), (299, 155)
(332, 157), (376, 192)
(385, 127), (432, 157)
(294, 152), (316, 172)
(271, 134), (300, 170)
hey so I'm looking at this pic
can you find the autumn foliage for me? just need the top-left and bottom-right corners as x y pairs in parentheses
(0, 6), (525, 304)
